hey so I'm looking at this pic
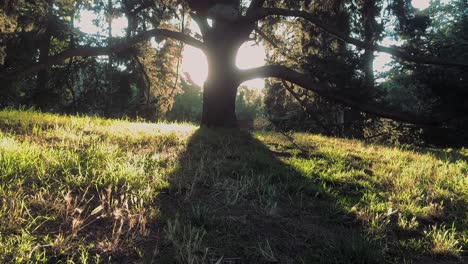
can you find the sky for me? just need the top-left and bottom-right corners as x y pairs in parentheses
(76, 0), (434, 89)
(411, 0), (431, 10)
(373, 0), (435, 74)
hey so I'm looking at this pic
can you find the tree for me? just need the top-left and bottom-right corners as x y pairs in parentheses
(166, 74), (203, 122)
(1, 0), (467, 127)
(380, 0), (468, 145)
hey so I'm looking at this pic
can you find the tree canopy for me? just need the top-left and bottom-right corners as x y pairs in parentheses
(0, 0), (466, 137)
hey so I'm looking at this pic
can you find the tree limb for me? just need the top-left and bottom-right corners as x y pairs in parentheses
(281, 80), (334, 134)
(190, 12), (211, 36)
(246, 8), (468, 67)
(129, 0), (156, 16)
(0, 29), (206, 81)
(247, 0), (266, 15)
(238, 65), (456, 125)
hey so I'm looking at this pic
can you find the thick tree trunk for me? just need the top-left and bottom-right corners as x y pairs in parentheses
(201, 70), (239, 127)
(201, 31), (243, 128)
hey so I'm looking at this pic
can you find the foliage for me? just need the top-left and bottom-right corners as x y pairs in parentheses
(258, 0), (467, 146)
(166, 76), (203, 122)
(0, 0), (184, 118)
(235, 85), (264, 120)
(379, 0), (468, 146)
(262, 0), (376, 137)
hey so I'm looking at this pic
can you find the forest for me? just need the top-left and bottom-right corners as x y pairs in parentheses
(0, 0), (467, 263)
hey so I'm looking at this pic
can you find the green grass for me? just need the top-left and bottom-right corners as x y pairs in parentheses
(0, 109), (466, 263)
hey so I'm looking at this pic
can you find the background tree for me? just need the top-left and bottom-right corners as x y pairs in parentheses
(379, 0), (468, 145)
(0, 0), (183, 118)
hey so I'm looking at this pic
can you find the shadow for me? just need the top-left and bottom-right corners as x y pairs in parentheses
(360, 139), (468, 164)
(148, 128), (388, 264)
(408, 146), (468, 164)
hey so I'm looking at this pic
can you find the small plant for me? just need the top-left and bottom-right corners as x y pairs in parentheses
(399, 238), (428, 253)
(258, 185), (279, 216)
(256, 240), (277, 262)
(320, 231), (383, 264)
(164, 217), (208, 264)
(191, 203), (210, 227)
(398, 213), (419, 230)
(425, 201), (444, 219)
(424, 224), (462, 256)
(362, 210), (391, 239)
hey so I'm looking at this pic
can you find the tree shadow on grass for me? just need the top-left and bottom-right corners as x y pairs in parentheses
(149, 128), (388, 264)
(410, 146), (468, 164)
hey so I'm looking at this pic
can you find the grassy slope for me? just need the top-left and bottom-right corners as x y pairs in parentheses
(0, 109), (466, 263)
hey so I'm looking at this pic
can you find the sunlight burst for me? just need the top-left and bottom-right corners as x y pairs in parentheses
(77, 10), (127, 37)
(181, 46), (209, 87)
(412, 0), (431, 10)
(181, 41), (266, 90)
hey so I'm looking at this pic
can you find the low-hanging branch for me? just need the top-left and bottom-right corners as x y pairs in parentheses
(247, 0), (267, 15)
(0, 28), (206, 81)
(238, 65), (456, 125)
(246, 8), (468, 68)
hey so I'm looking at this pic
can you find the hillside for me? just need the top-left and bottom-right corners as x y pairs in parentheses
(0, 109), (466, 263)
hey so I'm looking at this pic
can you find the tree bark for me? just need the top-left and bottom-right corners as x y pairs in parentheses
(201, 30), (243, 127)
(33, 0), (54, 110)
(360, 0), (380, 94)
(33, 28), (52, 109)
(201, 67), (239, 127)
(195, 4), (250, 128)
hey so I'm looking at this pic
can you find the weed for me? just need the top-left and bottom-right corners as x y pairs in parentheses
(320, 230), (383, 264)
(397, 213), (419, 230)
(164, 217), (208, 264)
(424, 224), (462, 256)
(191, 203), (210, 227)
(256, 239), (277, 262)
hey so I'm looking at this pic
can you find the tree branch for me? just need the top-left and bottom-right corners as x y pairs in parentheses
(129, 0), (156, 16)
(239, 65), (456, 125)
(247, 0), (266, 15)
(281, 80), (334, 134)
(246, 8), (468, 67)
(190, 12), (211, 36)
(1, 29), (206, 81)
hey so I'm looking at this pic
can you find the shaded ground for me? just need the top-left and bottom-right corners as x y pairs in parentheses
(154, 129), (467, 264)
(152, 129), (385, 263)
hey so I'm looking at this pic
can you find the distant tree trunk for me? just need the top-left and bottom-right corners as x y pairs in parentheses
(33, 29), (52, 109)
(361, 0), (381, 93)
(33, 0), (54, 110)
(106, 0), (114, 114)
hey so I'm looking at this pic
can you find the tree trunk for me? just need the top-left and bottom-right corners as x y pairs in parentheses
(361, 0), (380, 95)
(201, 30), (243, 128)
(33, 32), (52, 109)
(33, 0), (53, 110)
(201, 75), (239, 127)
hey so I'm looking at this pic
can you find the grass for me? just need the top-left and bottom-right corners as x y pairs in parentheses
(0, 108), (466, 263)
